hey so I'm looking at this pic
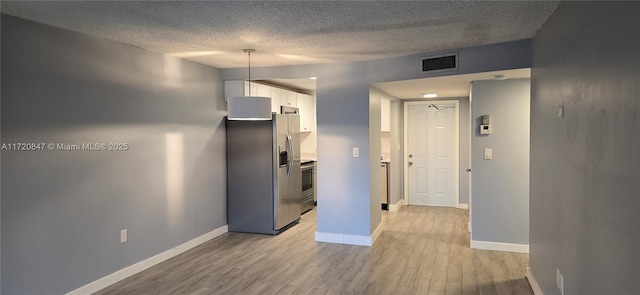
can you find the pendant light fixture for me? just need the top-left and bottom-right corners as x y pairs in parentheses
(227, 49), (272, 121)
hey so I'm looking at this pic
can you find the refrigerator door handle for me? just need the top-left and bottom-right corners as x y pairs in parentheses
(286, 134), (293, 176)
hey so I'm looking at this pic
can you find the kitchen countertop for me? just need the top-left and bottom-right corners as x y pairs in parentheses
(301, 159), (316, 165)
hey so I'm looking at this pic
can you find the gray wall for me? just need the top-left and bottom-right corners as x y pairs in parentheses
(471, 79), (530, 245)
(530, 2), (640, 294)
(1, 15), (227, 294)
(221, 40), (531, 239)
(314, 62), (375, 236)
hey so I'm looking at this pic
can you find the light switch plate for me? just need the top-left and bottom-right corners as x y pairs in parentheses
(484, 148), (492, 160)
(353, 147), (360, 157)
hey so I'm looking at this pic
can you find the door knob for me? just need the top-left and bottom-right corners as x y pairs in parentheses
(408, 161), (413, 167)
(466, 168), (471, 172)
(409, 154), (413, 158)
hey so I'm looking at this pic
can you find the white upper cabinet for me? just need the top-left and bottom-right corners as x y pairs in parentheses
(256, 83), (280, 113)
(225, 80), (316, 132)
(240, 81), (279, 114)
(279, 89), (297, 108)
(268, 87), (281, 114)
(297, 93), (315, 132)
(381, 97), (391, 132)
(243, 81), (257, 98)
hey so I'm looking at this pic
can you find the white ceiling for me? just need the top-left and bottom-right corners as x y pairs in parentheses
(375, 68), (531, 99)
(1, 1), (559, 69)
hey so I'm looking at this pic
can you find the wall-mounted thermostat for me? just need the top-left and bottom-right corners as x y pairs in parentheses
(480, 124), (492, 134)
(480, 115), (492, 134)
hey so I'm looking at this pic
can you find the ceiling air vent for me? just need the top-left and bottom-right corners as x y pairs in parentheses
(422, 53), (458, 72)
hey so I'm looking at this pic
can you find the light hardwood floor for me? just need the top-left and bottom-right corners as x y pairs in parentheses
(95, 206), (532, 295)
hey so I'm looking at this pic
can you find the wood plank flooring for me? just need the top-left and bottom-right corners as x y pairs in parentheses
(95, 206), (532, 295)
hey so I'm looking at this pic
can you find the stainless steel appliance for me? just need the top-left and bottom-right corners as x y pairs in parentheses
(301, 161), (315, 214)
(226, 113), (301, 234)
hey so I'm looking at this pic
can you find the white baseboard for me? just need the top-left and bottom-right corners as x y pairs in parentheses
(371, 223), (383, 245)
(526, 267), (544, 295)
(457, 203), (469, 209)
(389, 199), (404, 212)
(66, 225), (229, 295)
(470, 240), (529, 253)
(316, 227), (380, 247)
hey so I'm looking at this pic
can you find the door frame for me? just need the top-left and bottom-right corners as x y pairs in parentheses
(403, 100), (460, 207)
(468, 84), (474, 234)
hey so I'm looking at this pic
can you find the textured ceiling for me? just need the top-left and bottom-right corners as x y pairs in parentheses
(1, 1), (558, 69)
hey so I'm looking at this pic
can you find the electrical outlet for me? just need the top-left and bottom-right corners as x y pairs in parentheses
(121, 229), (128, 243)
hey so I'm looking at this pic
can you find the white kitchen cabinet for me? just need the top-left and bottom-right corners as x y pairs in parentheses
(381, 97), (391, 132)
(279, 89), (297, 108)
(297, 93), (315, 132)
(243, 81), (279, 113)
(225, 81), (317, 134)
(261, 84), (280, 114)
(243, 81), (257, 98)
(243, 81), (270, 97)
(226, 80), (279, 114)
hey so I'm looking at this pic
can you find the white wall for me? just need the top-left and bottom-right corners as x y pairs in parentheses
(470, 79), (530, 250)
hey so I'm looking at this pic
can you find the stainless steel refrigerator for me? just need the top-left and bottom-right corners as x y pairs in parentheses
(226, 113), (301, 234)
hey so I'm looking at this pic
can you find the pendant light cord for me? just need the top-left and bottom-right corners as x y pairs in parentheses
(243, 49), (255, 96)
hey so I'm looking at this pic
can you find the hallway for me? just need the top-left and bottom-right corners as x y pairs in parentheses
(96, 206), (532, 295)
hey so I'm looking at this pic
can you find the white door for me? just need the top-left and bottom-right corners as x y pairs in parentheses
(406, 102), (458, 207)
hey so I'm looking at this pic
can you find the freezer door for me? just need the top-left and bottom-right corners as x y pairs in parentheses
(226, 119), (276, 234)
(274, 114), (290, 230)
